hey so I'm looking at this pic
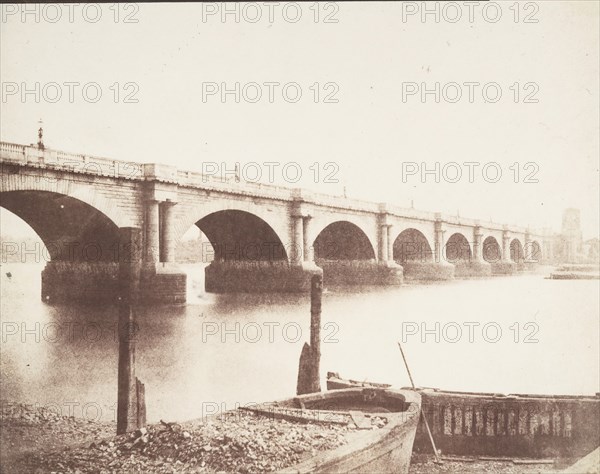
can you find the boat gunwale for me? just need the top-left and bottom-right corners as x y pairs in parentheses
(327, 375), (599, 402)
(270, 388), (421, 474)
(413, 388), (600, 402)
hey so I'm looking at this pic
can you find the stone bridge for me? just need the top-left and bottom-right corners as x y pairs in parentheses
(0, 141), (551, 304)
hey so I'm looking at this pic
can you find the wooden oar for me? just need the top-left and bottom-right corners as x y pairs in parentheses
(397, 341), (443, 465)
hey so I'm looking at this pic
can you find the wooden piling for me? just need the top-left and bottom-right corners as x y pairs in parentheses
(136, 377), (147, 428)
(297, 274), (322, 395)
(117, 227), (145, 435)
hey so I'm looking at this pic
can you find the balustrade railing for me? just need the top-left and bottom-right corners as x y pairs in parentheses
(0, 141), (547, 236)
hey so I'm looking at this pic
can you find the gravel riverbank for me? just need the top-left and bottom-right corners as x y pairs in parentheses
(2, 402), (582, 473)
(3, 403), (354, 473)
(1, 402), (115, 471)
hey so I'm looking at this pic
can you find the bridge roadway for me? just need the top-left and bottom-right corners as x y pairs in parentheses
(0, 141), (551, 304)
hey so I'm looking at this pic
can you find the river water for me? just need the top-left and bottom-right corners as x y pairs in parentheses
(1, 263), (598, 423)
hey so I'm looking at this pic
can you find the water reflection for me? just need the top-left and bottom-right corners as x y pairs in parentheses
(1, 262), (598, 423)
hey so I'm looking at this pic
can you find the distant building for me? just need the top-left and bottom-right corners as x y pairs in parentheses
(583, 238), (599, 263)
(550, 208), (592, 263)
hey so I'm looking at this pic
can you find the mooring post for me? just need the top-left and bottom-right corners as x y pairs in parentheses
(310, 273), (322, 389)
(297, 274), (322, 395)
(117, 227), (144, 435)
(136, 377), (147, 428)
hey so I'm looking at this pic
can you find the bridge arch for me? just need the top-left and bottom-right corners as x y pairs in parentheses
(189, 210), (288, 262)
(308, 214), (377, 259)
(482, 236), (501, 263)
(392, 228), (434, 263)
(313, 221), (376, 261)
(173, 200), (290, 254)
(445, 233), (472, 263)
(0, 174), (132, 228)
(0, 190), (121, 262)
(510, 238), (525, 264)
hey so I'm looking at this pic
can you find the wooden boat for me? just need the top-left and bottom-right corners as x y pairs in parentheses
(326, 372), (392, 390)
(242, 387), (421, 473)
(326, 372), (600, 459)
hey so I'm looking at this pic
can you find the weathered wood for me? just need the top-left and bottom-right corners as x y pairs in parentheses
(349, 410), (372, 429)
(296, 275), (323, 395)
(442, 456), (476, 463)
(136, 377), (146, 428)
(296, 343), (314, 395)
(512, 459), (555, 465)
(117, 227), (144, 435)
(310, 274), (322, 352)
(309, 274), (322, 392)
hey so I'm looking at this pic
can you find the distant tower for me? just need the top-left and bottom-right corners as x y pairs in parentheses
(561, 208), (583, 262)
(562, 208), (581, 235)
(37, 119), (45, 150)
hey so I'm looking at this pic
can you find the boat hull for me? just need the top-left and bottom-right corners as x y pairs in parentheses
(246, 387), (421, 474)
(413, 390), (600, 459)
(327, 374), (600, 459)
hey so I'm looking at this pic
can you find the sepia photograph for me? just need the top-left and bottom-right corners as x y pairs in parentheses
(0, 1), (599, 473)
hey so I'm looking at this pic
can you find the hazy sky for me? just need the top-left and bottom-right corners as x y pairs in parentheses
(1, 1), (598, 238)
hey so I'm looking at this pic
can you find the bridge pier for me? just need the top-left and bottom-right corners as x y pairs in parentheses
(453, 225), (492, 278)
(145, 199), (160, 264)
(523, 231), (540, 271)
(41, 194), (188, 304)
(316, 259), (403, 286)
(160, 200), (177, 263)
(139, 263), (187, 304)
(139, 192), (187, 303)
(41, 262), (187, 305)
(41, 261), (120, 303)
(492, 229), (516, 274)
(453, 261), (492, 278)
(491, 262), (516, 275)
(401, 261), (454, 281)
(372, 219), (404, 285)
(205, 260), (321, 293)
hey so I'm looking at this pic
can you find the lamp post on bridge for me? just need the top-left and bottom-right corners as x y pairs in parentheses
(37, 119), (44, 150)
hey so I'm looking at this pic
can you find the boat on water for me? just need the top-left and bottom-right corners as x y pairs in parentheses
(326, 372), (600, 460)
(549, 264), (600, 280)
(241, 387), (421, 473)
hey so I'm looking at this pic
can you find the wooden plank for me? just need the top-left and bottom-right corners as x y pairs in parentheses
(512, 459), (555, 465)
(349, 410), (372, 429)
(442, 456), (476, 463)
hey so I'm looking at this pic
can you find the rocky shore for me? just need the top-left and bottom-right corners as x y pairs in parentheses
(2, 402), (353, 473)
(2, 402), (582, 473)
(1, 402), (116, 471)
